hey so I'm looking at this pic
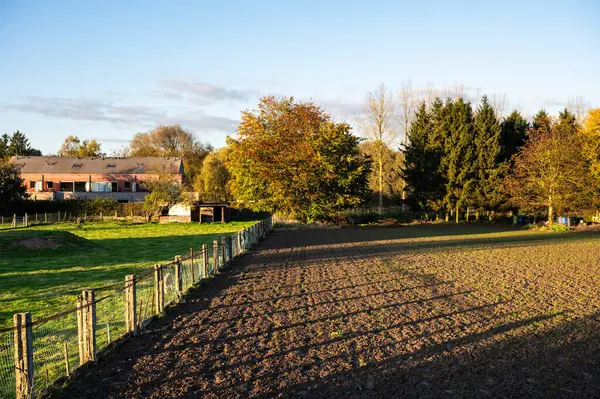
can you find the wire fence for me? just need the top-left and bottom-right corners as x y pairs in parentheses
(0, 216), (273, 399)
(0, 211), (150, 230)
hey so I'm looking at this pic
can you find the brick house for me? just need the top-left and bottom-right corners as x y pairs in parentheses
(10, 156), (184, 202)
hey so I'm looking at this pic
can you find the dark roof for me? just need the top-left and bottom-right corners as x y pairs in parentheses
(10, 156), (184, 175)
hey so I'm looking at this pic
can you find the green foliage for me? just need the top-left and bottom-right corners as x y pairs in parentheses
(0, 158), (28, 212)
(443, 98), (477, 215)
(403, 102), (445, 210)
(555, 108), (580, 136)
(228, 96), (370, 222)
(532, 110), (552, 133)
(500, 110), (530, 163)
(58, 135), (103, 157)
(196, 147), (231, 202)
(549, 223), (570, 232)
(1, 130), (42, 158)
(128, 124), (213, 187)
(359, 141), (404, 203)
(505, 125), (594, 223)
(473, 95), (504, 211)
(140, 171), (190, 219)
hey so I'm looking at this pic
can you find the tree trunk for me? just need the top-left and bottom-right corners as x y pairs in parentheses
(378, 156), (383, 215)
(466, 207), (470, 222)
(455, 204), (459, 224)
(445, 209), (449, 222)
(548, 202), (554, 225)
(475, 210), (480, 222)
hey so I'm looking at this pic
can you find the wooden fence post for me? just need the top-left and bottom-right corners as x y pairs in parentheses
(174, 256), (183, 296)
(35, 213), (38, 224)
(77, 290), (96, 365)
(63, 343), (70, 376)
(58, 210), (61, 222)
(202, 244), (208, 278)
(125, 275), (137, 336)
(154, 265), (164, 315)
(228, 236), (234, 261)
(45, 213), (47, 223)
(189, 249), (195, 283)
(84, 290), (97, 363)
(14, 312), (33, 399)
(77, 295), (84, 364)
(221, 237), (227, 265)
(213, 240), (219, 274)
(233, 233), (239, 257)
(12, 214), (16, 228)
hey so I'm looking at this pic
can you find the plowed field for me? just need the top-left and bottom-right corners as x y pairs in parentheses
(54, 224), (600, 398)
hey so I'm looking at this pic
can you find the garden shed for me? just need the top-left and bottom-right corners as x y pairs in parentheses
(159, 202), (231, 223)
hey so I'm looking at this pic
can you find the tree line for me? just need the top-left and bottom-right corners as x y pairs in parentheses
(2, 89), (598, 224)
(403, 97), (599, 223)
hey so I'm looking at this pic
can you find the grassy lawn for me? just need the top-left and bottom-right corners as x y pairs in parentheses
(0, 220), (259, 328)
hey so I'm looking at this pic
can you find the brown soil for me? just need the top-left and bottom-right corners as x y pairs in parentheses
(54, 225), (600, 398)
(10, 237), (62, 249)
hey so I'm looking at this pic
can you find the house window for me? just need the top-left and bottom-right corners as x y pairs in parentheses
(110, 182), (118, 192)
(46, 181), (54, 190)
(124, 181), (131, 191)
(107, 163), (116, 168)
(74, 182), (87, 192)
(60, 182), (74, 192)
(72, 163), (82, 169)
(29, 181), (36, 189)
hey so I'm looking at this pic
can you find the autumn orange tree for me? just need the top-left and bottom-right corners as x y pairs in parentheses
(504, 121), (593, 224)
(227, 96), (371, 222)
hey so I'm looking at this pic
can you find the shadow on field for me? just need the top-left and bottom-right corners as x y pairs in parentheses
(251, 226), (600, 268)
(272, 312), (600, 398)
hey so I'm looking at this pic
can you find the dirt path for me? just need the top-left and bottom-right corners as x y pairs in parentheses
(54, 226), (600, 398)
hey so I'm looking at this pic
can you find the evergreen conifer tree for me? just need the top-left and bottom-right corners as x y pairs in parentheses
(499, 110), (530, 163)
(532, 110), (552, 133)
(443, 98), (476, 222)
(473, 96), (503, 216)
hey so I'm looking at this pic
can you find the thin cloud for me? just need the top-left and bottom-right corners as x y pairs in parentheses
(3, 96), (165, 126)
(540, 98), (567, 109)
(318, 99), (364, 120)
(3, 96), (240, 134)
(157, 79), (259, 104)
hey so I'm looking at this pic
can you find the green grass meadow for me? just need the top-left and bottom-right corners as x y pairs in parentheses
(0, 220), (258, 328)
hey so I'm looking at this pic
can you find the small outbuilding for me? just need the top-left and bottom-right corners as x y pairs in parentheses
(159, 202), (231, 223)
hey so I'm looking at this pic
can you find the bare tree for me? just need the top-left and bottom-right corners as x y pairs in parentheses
(442, 83), (466, 101)
(398, 79), (417, 148)
(489, 93), (509, 120)
(422, 83), (436, 108)
(358, 83), (397, 214)
(567, 96), (590, 125)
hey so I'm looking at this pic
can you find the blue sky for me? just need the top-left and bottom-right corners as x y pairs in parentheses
(1, 0), (599, 155)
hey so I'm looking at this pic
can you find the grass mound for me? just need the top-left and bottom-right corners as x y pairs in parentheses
(1, 230), (93, 253)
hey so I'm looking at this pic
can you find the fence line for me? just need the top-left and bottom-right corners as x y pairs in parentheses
(0, 216), (273, 399)
(0, 211), (153, 230)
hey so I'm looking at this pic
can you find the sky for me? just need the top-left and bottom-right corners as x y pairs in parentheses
(1, 0), (599, 155)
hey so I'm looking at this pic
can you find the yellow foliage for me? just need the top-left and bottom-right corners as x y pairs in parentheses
(581, 108), (600, 181)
